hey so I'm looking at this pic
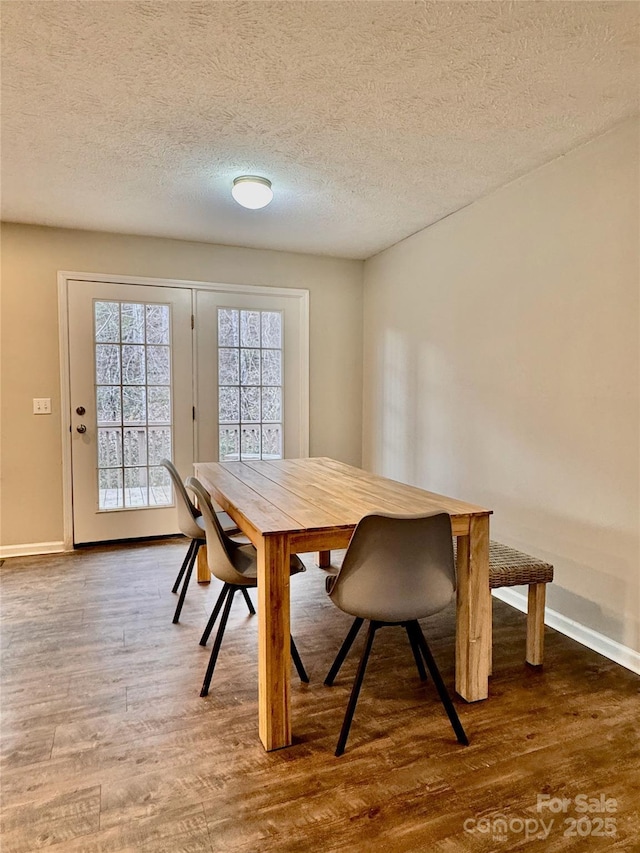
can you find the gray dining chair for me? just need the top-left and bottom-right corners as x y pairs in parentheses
(160, 459), (251, 624)
(186, 477), (309, 697)
(324, 511), (469, 756)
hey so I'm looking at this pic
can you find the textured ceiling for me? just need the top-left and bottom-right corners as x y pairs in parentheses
(1, 1), (638, 259)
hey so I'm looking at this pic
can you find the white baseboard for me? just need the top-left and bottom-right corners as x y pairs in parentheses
(0, 541), (67, 559)
(492, 588), (640, 677)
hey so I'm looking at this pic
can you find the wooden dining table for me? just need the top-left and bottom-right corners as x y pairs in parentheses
(195, 456), (492, 751)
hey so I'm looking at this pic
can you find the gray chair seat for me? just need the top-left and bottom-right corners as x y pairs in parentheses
(216, 509), (239, 533)
(195, 514), (251, 547)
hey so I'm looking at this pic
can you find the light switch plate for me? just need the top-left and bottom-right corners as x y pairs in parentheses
(33, 398), (52, 414)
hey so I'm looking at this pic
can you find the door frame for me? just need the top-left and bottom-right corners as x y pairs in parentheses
(58, 270), (310, 550)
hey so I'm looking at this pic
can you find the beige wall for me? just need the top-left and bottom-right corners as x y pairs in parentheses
(363, 118), (640, 654)
(0, 225), (363, 547)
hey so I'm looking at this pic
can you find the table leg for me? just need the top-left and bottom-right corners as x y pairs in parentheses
(197, 544), (210, 583)
(316, 550), (331, 568)
(455, 515), (490, 701)
(192, 488), (211, 583)
(257, 533), (292, 750)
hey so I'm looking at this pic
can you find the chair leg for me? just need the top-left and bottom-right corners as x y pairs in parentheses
(200, 587), (237, 697)
(199, 583), (230, 646)
(409, 621), (468, 746)
(241, 587), (256, 615)
(172, 538), (195, 594)
(172, 540), (201, 624)
(526, 583), (546, 666)
(290, 636), (309, 683)
(405, 623), (428, 682)
(324, 616), (365, 686)
(336, 621), (378, 757)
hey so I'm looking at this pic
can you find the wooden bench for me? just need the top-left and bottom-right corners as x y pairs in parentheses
(486, 541), (554, 666)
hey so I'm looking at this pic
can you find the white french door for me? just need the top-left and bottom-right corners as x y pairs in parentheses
(67, 280), (194, 544)
(64, 277), (309, 546)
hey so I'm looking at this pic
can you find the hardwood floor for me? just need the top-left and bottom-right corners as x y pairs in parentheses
(1, 539), (638, 852)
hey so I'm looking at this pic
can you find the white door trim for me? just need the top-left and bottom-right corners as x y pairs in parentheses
(58, 275), (75, 551)
(58, 271), (310, 550)
(58, 270), (311, 299)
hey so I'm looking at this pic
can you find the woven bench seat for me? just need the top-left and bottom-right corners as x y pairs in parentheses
(487, 541), (554, 589)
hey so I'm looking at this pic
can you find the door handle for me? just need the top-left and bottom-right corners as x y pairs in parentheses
(76, 406), (86, 416)
(76, 424), (87, 434)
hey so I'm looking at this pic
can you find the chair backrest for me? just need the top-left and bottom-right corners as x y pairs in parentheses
(329, 512), (456, 622)
(186, 477), (254, 585)
(160, 459), (203, 541)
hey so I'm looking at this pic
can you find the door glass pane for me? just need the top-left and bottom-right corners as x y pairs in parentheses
(121, 303), (145, 343)
(124, 467), (148, 507)
(96, 386), (121, 425)
(147, 387), (170, 424)
(262, 424), (282, 459)
(240, 426), (261, 458)
(99, 468), (124, 509)
(149, 465), (172, 505)
(148, 427), (172, 465)
(240, 387), (260, 423)
(94, 300), (173, 511)
(261, 387), (281, 422)
(147, 346), (170, 385)
(98, 428), (123, 467)
(219, 387), (239, 422)
(96, 345), (121, 385)
(218, 308), (283, 461)
(240, 311), (260, 347)
(218, 308), (239, 347)
(123, 387), (146, 424)
(218, 349), (239, 385)
(261, 312), (282, 348)
(95, 302), (120, 343)
(146, 305), (170, 344)
(123, 428), (148, 466)
(219, 426), (240, 460)
(261, 350), (281, 385)
(240, 349), (260, 385)
(122, 345), (146, 385)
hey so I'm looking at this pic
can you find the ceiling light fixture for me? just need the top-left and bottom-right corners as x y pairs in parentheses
(231, 175), (273, 209)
